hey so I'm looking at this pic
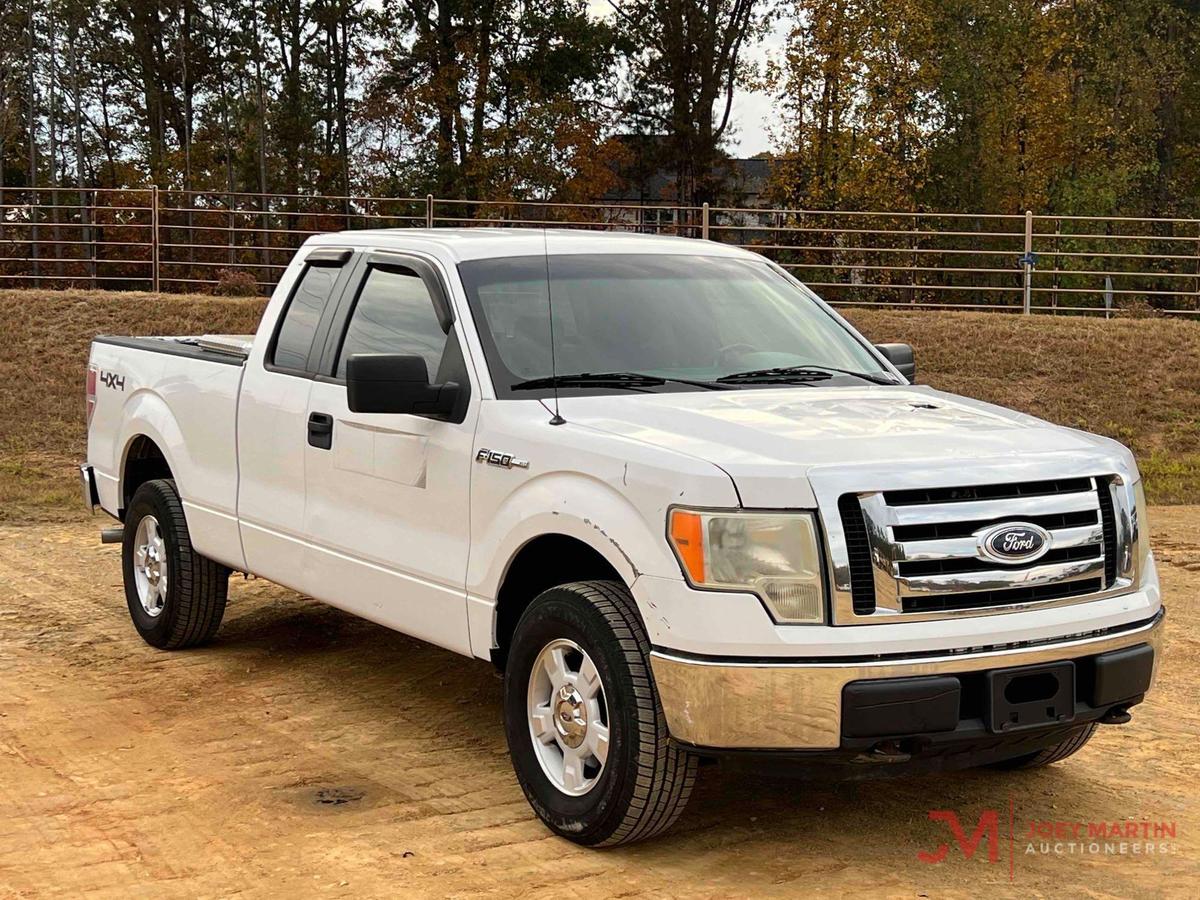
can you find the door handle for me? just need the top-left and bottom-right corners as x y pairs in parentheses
(308, 412), (334, 450)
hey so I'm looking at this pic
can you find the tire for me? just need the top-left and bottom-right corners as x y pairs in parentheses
(122, 478), (230, 650)
(503, 580), (698, 846)
(990, 723), (1097, 770)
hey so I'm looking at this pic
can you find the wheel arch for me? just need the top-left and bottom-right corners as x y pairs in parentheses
(116, 390), (188, 518)
(490, 532), (628, 669)
(120, 433), (175, 517)
(468, 471), (683, 665)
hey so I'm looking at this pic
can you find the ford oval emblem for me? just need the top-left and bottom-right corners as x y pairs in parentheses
(977, 522), (1051, 564)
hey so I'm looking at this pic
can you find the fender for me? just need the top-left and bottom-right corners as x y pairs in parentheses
(117, 388), (247, 571)
(117, 390), (188, 506)
(465, 470), (690, 658)
(470, 470), (686, 598)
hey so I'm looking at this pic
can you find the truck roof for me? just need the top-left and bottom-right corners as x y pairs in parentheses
(304, 227), (761, 263)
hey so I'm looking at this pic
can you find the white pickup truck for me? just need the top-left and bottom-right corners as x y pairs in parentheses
(82, 229), (1163, 845)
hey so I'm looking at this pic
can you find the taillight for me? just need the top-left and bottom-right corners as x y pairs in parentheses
(86, 365), (97, 428)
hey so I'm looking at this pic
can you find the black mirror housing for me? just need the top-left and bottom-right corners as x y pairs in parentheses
(346, 353), (459, 416)
(874, 343), (916, 383)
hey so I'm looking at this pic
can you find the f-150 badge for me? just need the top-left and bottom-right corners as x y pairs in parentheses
(476, 448), (529, 469)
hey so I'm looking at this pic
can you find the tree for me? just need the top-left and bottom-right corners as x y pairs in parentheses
(608, 0), (770, 205)
(0, 0), (30, 196)
(360, 0), (621, 199)
(767, 0), (1200, 218)
(0, 0), (1196, 227)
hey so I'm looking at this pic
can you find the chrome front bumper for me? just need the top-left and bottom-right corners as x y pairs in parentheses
(649, 612), (1164, 750)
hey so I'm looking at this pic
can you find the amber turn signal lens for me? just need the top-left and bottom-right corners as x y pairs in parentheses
(669, 509), (705, 583)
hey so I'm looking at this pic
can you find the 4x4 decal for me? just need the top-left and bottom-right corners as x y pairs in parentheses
(99, 371), (126, 391)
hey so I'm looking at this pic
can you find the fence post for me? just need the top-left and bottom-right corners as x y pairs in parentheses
(87, 188), (97, 289)
(426, 194), (434, 228)
(151, 185), (160, 293)
(1194, 218), (1200, 305)
(1022, 209), (1033, 314)
(30, 184), (40, 288)
(227, 190), (235, 266)
(701, 202), (709, 240)
(910, 215), (919, 305)
(1052, 218), (1061, 312)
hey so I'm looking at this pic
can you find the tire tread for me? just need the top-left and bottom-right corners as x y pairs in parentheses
(560, 580), (698, 846)
(128, 479), (229, 649)
(994, 723), (1096, 770)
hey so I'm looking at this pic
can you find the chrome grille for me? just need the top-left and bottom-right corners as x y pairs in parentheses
(834, 475), (1133, 623)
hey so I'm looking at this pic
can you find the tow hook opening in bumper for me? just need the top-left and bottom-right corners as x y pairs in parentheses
(856, 740), (914, 764)
(1100, 706), (1133, 725)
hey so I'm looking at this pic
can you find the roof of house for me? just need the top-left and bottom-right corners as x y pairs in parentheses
(600, 137), (775, 204)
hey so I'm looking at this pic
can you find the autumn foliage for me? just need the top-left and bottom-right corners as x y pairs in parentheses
(766, 0), (1200, 218)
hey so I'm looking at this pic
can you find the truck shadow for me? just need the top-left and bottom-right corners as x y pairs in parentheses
(209, 582), (1145, 867)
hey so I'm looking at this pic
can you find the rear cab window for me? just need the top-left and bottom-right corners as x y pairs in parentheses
(268, 248), (353, 374)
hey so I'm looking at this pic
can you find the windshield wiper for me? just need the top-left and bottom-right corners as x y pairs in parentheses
(511, 371), (730, 391)
(716, 365), (898, 386)
(801, 364), (900, 384)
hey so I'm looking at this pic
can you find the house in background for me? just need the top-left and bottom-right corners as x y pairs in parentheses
(597, 134), (775, 233)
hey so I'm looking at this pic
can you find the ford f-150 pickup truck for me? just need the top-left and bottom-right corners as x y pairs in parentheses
(81, 229), (1163, 846)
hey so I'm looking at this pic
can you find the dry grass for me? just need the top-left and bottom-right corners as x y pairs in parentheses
(843, 308), (1200, 504)
(0, 290), (265, 521)
(2, 290), (1198, 521)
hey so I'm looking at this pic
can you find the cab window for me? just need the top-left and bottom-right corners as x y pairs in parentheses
(335, 265), (449, 381)
(272, 264), (341, 371)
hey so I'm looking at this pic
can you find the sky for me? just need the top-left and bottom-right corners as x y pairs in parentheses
(725, 17), (789, 156)
(727, 77), (780, 157)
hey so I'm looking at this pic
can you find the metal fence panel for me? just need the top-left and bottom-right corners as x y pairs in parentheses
(1, 189), (1197, 316)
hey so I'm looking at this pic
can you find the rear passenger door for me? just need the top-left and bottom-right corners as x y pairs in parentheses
(300, 252), (478, 655)
(237, 248), (355, 588)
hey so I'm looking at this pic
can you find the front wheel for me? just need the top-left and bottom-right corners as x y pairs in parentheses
(503, 581), (698, 846)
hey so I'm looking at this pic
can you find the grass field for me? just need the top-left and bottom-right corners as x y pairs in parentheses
(2, 288), (1199, 520)
(1, 290), (266, 520)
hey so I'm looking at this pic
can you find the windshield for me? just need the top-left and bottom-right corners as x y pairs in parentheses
(457, 253), (893, 397)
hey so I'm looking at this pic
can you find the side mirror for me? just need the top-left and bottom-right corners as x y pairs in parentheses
(874, 343), (916, 383)
(346, 353), (459, 417)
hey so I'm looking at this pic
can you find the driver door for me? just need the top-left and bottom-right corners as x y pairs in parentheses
(301, 254), (478, 654)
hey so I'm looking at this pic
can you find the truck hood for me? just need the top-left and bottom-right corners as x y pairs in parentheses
(555, 386), (1132, 507)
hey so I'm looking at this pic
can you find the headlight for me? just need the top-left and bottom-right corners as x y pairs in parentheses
(668, 508), (826, 623)
(1134, 479), (1151, 583)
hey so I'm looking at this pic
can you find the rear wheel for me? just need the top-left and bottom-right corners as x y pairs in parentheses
(990, 723), (1096, 770)
(122, 479), (230, 649)
(503, 580), (698, 846)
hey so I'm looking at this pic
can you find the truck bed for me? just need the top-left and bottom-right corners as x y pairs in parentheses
(93, 334), (254, 366)
(87, 334), (251, 570)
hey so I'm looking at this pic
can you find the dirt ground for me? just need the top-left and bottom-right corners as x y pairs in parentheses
(1, 509), (1197, 899)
